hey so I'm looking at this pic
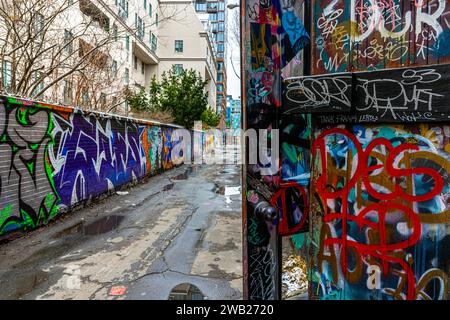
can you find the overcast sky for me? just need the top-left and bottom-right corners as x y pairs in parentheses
(226, 1), (241, 100)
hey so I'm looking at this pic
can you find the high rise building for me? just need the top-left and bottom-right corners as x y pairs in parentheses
(194, 0), (227, 122)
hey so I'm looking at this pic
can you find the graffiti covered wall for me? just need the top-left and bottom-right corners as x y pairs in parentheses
(0, 96), (202, 236)
(312, 0), (450, 74)
(306, 0), (450, 300)
(243, 0), (450, 301)
(309, 124), (450, 300)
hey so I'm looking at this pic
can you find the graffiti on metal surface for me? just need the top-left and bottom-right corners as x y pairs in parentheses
(286, 64), (450, 122)
(284, 73), (353, 113)
(309, 125), (450, 300)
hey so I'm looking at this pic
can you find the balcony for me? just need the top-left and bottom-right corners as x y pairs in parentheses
(133, 38), (158, 65)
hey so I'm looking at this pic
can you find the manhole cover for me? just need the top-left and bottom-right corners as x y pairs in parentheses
(168, 283), (205, 300)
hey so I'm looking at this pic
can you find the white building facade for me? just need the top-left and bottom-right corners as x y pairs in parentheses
(0, 0), (217, 115)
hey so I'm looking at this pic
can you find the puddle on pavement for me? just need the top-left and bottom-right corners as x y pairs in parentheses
(52, 222), (83, 239)
(171, 166), (198, 181)
(214, 185), (241, 203)
(52, 215), (124, 238)
(172, 172), (189, 180)
(163, 183), (175, 191)
(221, 168), (236, 174)
(168, 283), (205, 300)
(83, 215), (125, 235)
(214, 185), (241, 196)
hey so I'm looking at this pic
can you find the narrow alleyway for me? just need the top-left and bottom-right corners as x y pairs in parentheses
(0, 146), (242, 300)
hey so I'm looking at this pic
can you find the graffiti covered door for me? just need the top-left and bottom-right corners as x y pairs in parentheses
(242, 0), (312, 300)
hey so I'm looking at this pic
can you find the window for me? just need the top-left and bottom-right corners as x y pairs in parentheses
(141, 61), (145, 75)
(32, 71), (44, 98)
(117, 0), (129, 20)
(218, 2), (225, 10)
(112, 60), (118, 76)
(217, 32), (224, 42)
(33, 13), (44, 41)
(218, 22), (225, 31)
(151, 34), (157, 51)
(174, 40), (183, 53)
(63, 80), (73, 104)
(64, 29), (74, 54)
(124, 68), (129, 84)
(217, 43), (224, 52)
(149, 3), (152, 17)
(218, 12), (225, 20)
(81, 88), (89, 105)
(143, 0), (146, 10)
(217, 84), (223, 92)
(2, 60), (12, 89)
(100, 93), (107, 108)
(156, 13), (158, 26)
(217, 62), (223, 71)
(125, 35), (130, 50)
(195, 2), (206, 12)
(217, 72), (223, 82)
(207, 2), (218, 12)
(134, 56), (138, 69)
(173, 64), (183, 75)
(113, 24), (118, 41)
(135, 15), (145, 39)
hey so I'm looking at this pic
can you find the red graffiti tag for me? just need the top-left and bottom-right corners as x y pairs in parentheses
(312, 128), (444, 300)
(271, 182), (309, 236)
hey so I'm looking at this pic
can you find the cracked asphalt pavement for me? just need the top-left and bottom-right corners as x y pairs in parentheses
(0, 147), (242, 300)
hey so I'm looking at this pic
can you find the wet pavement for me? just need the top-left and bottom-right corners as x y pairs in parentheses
(0, 145), (243, 300)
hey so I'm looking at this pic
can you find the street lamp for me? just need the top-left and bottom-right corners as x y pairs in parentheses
(227, 4), (239, 9)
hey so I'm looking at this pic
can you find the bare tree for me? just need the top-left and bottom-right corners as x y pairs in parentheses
(0, 0), (188, 114)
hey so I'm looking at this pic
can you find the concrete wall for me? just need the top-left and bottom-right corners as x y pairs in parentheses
(0, 95), (206, 236)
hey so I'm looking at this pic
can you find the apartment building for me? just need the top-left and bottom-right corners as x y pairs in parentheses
(0, 0), (217, 116)
(157, 0), (217, 109)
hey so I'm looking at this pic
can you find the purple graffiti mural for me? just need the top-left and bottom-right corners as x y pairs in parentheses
(49, 113), (147, 208)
